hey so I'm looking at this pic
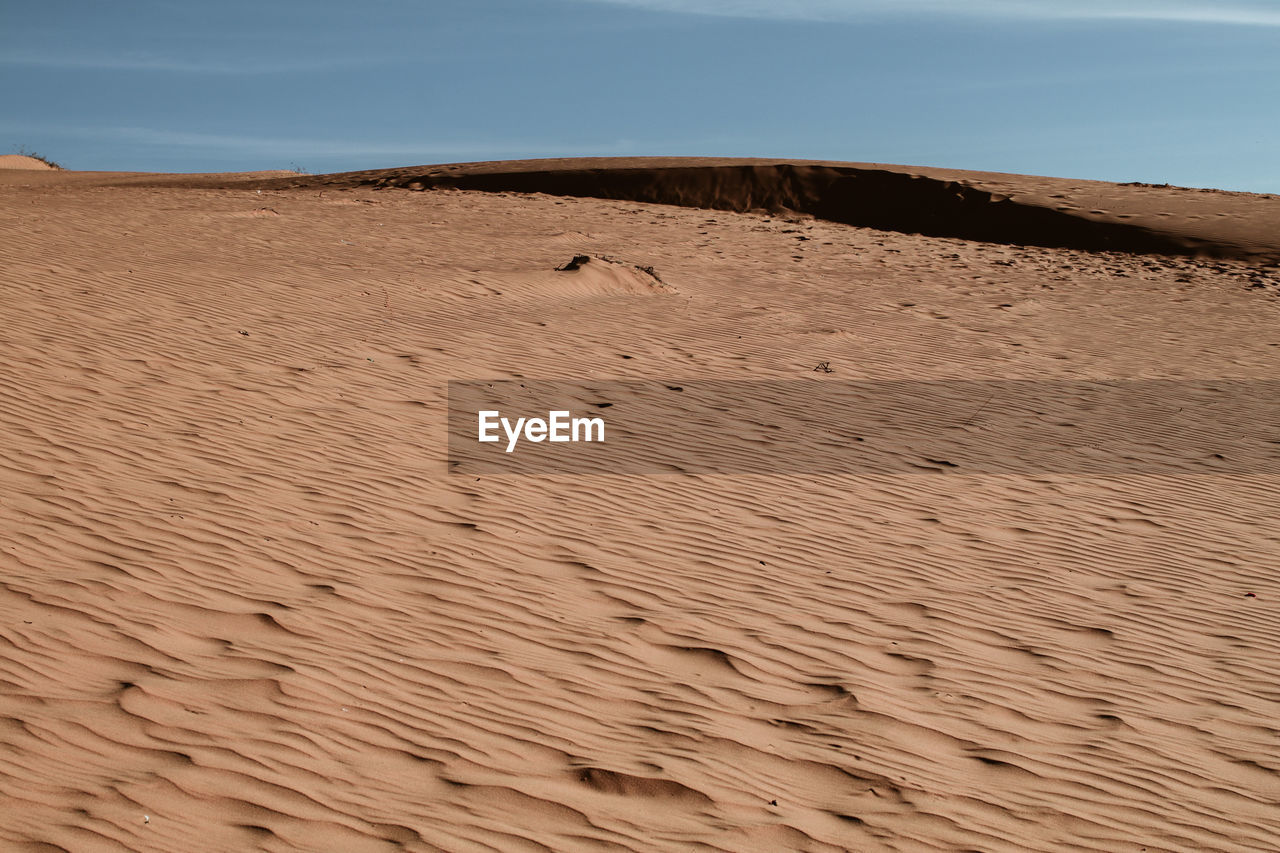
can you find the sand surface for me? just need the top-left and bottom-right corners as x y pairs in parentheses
(2, 160), (1279, 851)
(0, 155), (59, 171)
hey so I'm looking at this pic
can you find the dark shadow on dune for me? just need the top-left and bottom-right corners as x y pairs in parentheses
(363, 163), (1232, 257)
(239, 159), (1277, 259)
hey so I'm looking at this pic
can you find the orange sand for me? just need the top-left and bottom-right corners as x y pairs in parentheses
(1, 160), (1278, 852)
(0, 154), (58, 171)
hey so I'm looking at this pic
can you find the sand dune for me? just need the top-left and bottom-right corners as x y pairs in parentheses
(256, 157), (1280, 262)
(0, 154), (58, 171)
(1, 161), (1278, 852)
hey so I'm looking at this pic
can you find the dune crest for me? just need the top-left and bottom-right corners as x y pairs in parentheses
(0, 154), (58, 170)
(258, 157), (1280, 262)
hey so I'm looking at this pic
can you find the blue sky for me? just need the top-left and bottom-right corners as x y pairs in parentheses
(3, 0), (1278, 190)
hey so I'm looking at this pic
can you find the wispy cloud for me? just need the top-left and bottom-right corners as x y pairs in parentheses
(4, 124), (627, 162)
(576, 0), (1280, 27)
(0, 49), (372, 74)
(110, 127), (605, 158)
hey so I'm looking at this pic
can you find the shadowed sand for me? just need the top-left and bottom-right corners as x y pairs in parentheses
(255, 157), (1280, 261)
(1, 159), (1278, 852)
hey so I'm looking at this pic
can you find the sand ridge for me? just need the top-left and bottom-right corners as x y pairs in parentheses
(0, 154), (59, 171)
(251, 157), (1280, 262)
(1, 163), (1278, 851)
